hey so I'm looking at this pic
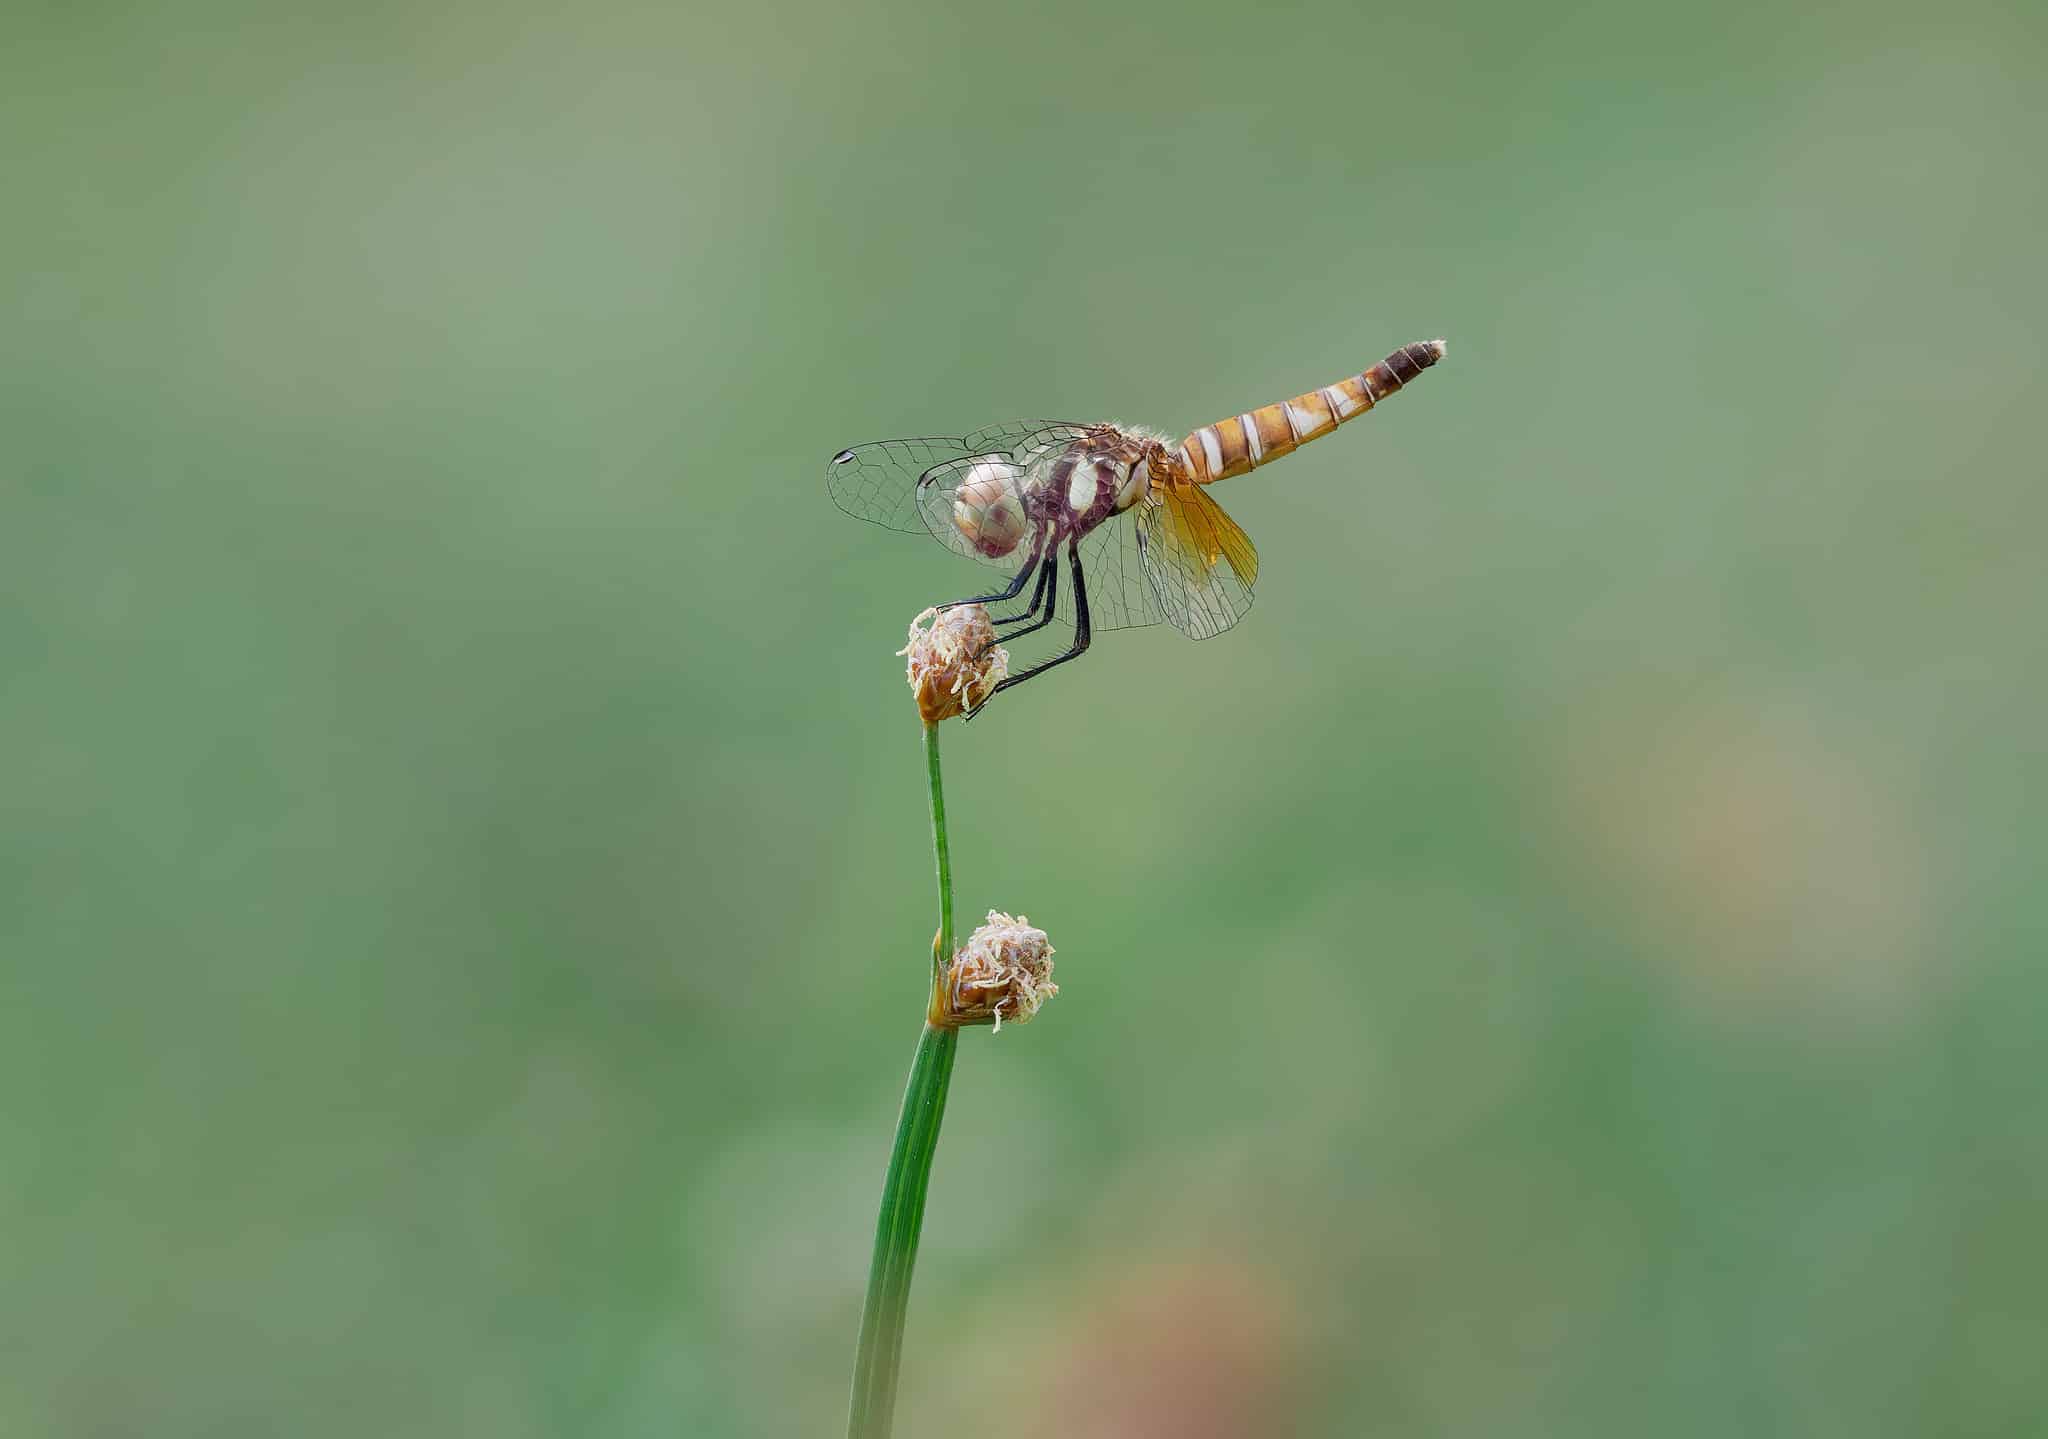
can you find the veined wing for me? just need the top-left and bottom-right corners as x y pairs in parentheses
(1067, 514), (1169, 635)
(1010, 491), (1254, 642)
(1133, 479), (1258, 640)
(825, 422), (1091, 566)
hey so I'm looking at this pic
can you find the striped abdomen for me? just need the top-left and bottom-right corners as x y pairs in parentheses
(1177, 339), (1445, 485)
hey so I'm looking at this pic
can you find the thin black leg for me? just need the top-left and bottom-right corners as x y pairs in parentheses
(991, 550), (1054, 627)
(965, 538), (1092, 718)
(996, 553), (1060, 641)
(972, 551), (1055, 663)
(938, 531), (1044, 611)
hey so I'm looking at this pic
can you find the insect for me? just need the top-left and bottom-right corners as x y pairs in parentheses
(828, 339), (1445, 713)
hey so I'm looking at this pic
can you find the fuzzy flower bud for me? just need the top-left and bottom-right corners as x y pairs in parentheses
(898, 605), (1008, 724)
(930, 910), (1058, 1031)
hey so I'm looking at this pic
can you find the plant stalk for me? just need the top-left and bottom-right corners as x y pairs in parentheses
(846, 722), (961, 1439)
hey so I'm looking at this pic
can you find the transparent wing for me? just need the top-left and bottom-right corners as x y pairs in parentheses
(825, 423), (1091, 567)
(1132, 480), (1259, 640)
(1073, 512), (1169, 634)
(990, 498), (1234, 644)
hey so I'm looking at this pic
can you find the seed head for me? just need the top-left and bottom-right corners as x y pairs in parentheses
(931, 910), (1058, 1031)
(899, 605), (1008, 723)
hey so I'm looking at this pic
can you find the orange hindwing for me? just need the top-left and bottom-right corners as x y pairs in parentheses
(1156, 478), (1259, 587)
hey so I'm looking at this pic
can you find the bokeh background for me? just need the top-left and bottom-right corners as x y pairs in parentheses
(6, 0), (2045, 1434)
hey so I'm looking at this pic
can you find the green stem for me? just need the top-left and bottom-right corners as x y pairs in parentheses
(925, 719), (954, 968)
(846, 723), (961, 1439)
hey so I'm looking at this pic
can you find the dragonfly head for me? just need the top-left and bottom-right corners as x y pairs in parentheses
(951, 461), (1030, 558)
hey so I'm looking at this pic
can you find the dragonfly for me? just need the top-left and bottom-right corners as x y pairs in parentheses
(828, 338), (1445, 714)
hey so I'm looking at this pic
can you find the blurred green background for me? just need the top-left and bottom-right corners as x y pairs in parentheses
(5, 0), (2044, 1434)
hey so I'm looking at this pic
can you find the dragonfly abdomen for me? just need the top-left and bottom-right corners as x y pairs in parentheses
(1178, 338), (1445, 485)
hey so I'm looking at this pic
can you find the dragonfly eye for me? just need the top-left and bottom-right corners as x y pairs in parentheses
(951, 462), (1029, 558)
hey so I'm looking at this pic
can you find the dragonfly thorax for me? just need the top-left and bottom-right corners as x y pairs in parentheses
(1035, 432), (1154, 528)
(950, 431), (1154, 558)
(1121, 455), (1154, 512)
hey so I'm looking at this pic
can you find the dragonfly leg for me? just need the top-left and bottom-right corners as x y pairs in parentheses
(968, 550), (1056, 662)
(965, 538), (1092, 719)
(938, 532), (1044, 612)
(993, 550), (1057, 634)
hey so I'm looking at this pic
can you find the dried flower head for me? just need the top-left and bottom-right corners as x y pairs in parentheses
(898, 605), (1008, 723)
(931, 910), (1058, 1030)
